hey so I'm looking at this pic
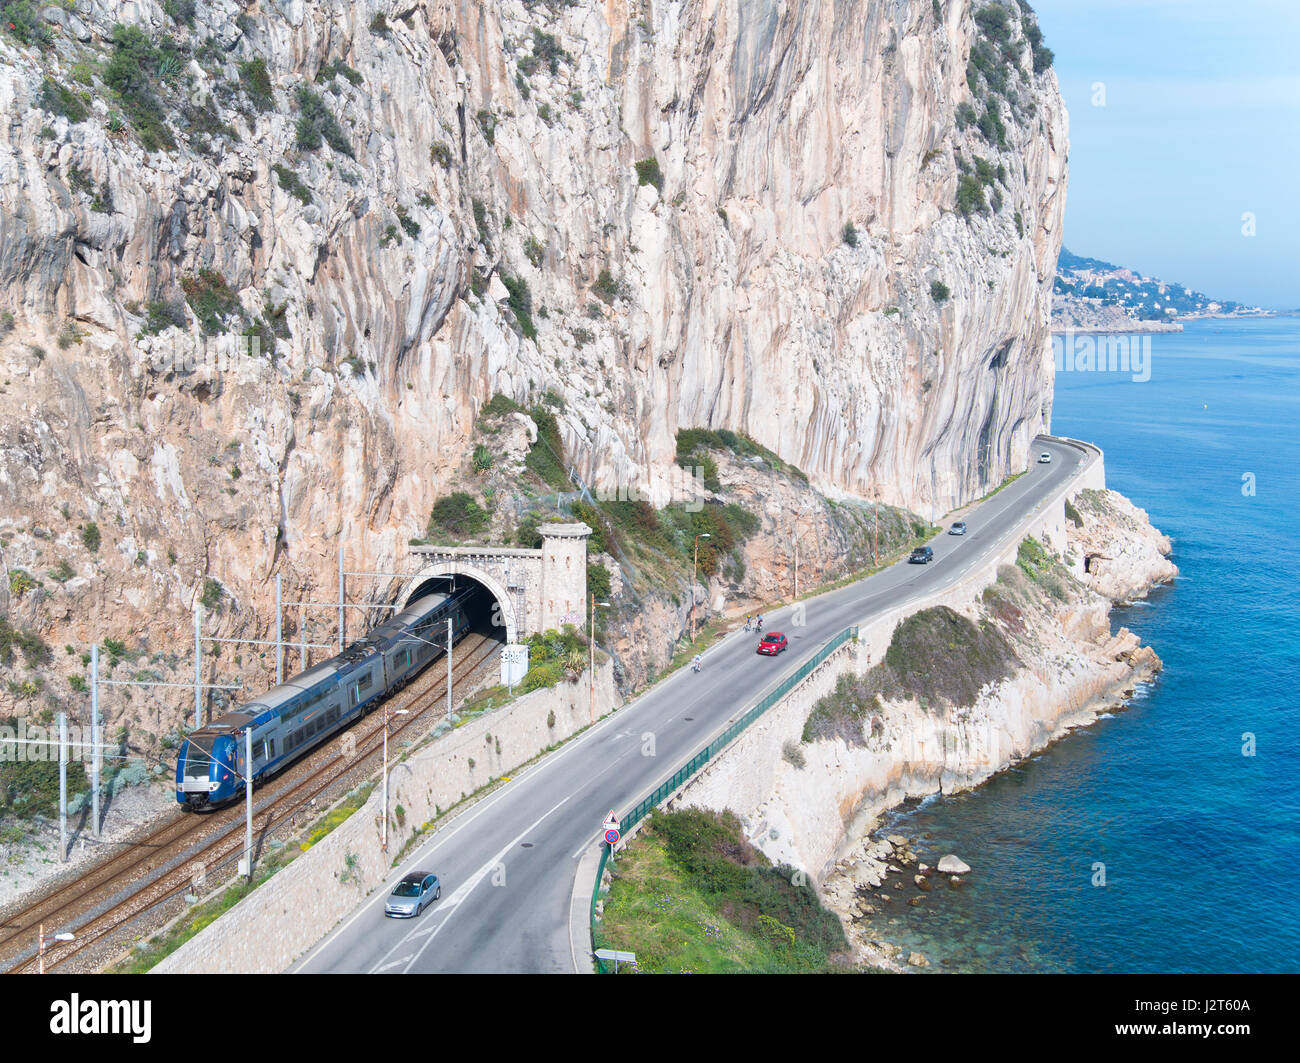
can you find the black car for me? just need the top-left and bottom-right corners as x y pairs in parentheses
(909, 546), (934, 564)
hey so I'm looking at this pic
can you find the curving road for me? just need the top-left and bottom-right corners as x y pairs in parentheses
(295, 437), (1091, 974)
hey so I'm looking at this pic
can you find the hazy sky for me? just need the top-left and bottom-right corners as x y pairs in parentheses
(1032, 0), (1299, 308)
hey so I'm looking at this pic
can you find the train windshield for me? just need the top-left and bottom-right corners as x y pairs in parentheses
(183, 736), (216, 779)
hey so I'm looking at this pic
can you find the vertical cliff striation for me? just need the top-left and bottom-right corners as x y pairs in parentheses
(0, 1), (1065, 735)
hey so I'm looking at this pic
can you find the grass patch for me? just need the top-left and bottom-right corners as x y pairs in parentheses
(597, 809), (849, 973)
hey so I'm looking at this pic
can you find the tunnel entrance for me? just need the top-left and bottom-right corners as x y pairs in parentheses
(403, 575), (508, 645)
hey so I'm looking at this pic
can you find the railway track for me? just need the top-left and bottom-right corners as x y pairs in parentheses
(1, 632), (501, 974)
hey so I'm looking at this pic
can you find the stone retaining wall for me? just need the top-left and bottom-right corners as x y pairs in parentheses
(155, 660), (620, 973)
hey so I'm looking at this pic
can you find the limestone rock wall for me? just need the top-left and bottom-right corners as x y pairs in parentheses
(0, 1), (1066, 741)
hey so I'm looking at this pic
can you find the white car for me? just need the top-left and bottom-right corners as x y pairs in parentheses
(1038, 452), (1052, 464)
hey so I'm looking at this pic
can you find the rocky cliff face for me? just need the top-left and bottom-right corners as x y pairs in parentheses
(0, 1), (1065, 735)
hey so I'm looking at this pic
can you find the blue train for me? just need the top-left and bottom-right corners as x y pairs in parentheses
(175, 589), (472, 810)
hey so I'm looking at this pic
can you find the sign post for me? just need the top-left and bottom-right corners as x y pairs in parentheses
(602, 810), (620, 860)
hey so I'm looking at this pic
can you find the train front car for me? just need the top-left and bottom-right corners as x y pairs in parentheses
(175, 727), (240, 809)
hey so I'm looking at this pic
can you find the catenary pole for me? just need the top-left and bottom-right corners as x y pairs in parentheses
(244, 727), (254, 881)
(275, 572), (283, 685)
(194, 604), (202, 728)
(58, 712), (67, 863)
(91, 645), (100, 839)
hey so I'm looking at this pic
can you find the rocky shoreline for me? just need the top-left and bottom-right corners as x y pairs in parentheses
(817, 487), (1175, 971)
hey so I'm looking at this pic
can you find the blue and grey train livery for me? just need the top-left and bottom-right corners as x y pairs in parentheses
(175, 589), (472, 809)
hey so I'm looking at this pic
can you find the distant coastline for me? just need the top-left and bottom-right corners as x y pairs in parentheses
(1052, 305), (1280, 335)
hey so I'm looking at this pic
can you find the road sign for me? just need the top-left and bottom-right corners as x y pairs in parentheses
(603, 810), (619, 829)
(604, 828), (620, 846)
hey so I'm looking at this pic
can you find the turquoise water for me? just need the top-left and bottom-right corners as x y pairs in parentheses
(873, 317), (1300, 973)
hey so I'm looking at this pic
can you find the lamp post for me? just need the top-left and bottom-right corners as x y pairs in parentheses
(381, 706), (410, 852)
(691, 533), (711, 641)
(590, 594), (610, 723)
(38, 927), (74, 974)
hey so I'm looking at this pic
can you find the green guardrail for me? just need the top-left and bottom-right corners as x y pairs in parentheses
(590, 623), (858, 972)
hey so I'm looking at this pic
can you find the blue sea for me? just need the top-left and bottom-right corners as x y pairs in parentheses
(873, 317), (1300, 973)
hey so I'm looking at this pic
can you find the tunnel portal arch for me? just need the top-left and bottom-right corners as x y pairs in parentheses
(400, 563), (520, 644)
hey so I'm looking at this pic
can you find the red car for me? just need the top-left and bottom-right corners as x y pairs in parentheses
(757, 632), (788, 656)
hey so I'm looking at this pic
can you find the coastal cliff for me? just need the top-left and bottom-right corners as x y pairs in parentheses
(670, 485), (1174, 966)
(0, 0), (1066, 748)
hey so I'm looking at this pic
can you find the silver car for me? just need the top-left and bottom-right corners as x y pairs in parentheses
(949, 521), (967, 535)
(1038, 452), (1052, 464)
(385, 870), (441, 918)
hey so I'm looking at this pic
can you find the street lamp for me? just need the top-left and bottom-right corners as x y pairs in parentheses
(381, 707), (410, 852)
(38, 927), (74, 974)
(590, 594), (611, 723)
(691, 533), (711, 640)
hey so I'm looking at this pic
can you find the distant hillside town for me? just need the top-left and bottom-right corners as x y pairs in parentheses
(1052, 248), (1274, 332)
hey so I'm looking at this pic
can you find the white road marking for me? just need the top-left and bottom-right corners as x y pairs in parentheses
(396, 794), (573, 974)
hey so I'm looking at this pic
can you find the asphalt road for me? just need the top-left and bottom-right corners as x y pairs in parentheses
(295, 437), (1087, 974)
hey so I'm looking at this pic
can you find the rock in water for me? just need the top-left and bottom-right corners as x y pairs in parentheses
(937, 854), (971, 874)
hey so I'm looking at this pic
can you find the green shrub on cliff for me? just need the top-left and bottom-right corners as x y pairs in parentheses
(295, 85), (352, 156)
(596, 809), (849, 973)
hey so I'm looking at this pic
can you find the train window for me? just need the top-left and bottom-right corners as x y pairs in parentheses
(359, 670), (373, 691)
(404, 649), (413, 667)
(351, 684), (360, 707)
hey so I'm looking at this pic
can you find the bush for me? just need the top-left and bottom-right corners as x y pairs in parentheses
(802, 673), (876, 746)
(8, 569), (38, 598)
(531, 28), (567, 74)
(295, 85), (352, 156)
(472, 443), (493, 472)
(239, 58), (275, 111)
(164, 0), (197, 25)
(48, 559), (75, 583)
(140, 299), (188, 336)
(499, 273), (536, 340)
(525, 406), (569, 490)
(81, 521), (101, 553)
(593, 269), (627, 304)
(930, 279), (950, 304)
(842, 222), (859, 247)
(0, 621), (50, 667)
(883, 605), (1019, 708)
(587, 562), (611, 603)
(430, 141), (452, 168)
(428, 493), (490, 538)
(37, 77), (89, 123)
(2, 1), (51, 47)
(182, 269), (243, 335)
(200, 578), (224, 610)
(103, 24), (175, 152)
(272, 163), (311, 204)
(956, 173), (986, 217)
(634, 156), (664, 192)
